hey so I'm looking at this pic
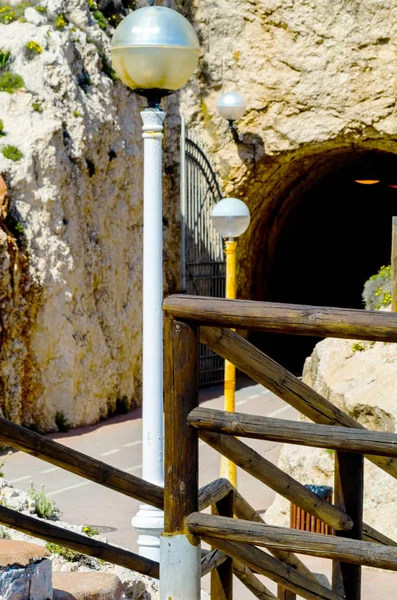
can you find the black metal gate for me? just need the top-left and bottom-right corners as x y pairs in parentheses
(180, 119), (225, 386)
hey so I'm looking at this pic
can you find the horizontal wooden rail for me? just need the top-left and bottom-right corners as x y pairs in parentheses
(0, 505), (159, 578)
(189, 514), (397, 572)
(164, 295), (397, 342)
(200, 326), (397, 480)
(199, 430), (353, 532)
(0, 416), (164, 509)
(198, 477), (233, 512)
(362, 522), (397, 547)
(189, 408), (397, 457)
(201, 536), (343, 600)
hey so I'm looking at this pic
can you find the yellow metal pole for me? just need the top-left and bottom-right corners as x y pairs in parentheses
(220, 239), (237, 487)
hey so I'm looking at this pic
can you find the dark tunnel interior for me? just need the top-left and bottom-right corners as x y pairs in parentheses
(251, 151), (397, 374)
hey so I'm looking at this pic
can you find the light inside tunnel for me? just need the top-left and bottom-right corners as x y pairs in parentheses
(247, 150), (397, 374)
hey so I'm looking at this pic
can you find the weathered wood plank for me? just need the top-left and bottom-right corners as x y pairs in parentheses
(211, 492), (233, 600)
(362, 522), (397, 547)
(199, 326), (397, 480)
(0, 504), (159, 578)
(198, 477), (233, 512)
(164, 318), (199, 534)
(201, 549), (228, 578)
(163, 295), (397, 342)
(201, 536), (343, 600)
(189, 407), (397, 457)
(198, 430), (352, 532)
(0, 416), (164, 509)
(189, 513), (397, 571)
(332, 453), (363, 599)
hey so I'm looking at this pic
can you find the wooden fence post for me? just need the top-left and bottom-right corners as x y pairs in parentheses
(332, 452), (363, 600)
(211, 491), (234, 600)
(161, 318), (201, 600)
(392, 217), (397, 312)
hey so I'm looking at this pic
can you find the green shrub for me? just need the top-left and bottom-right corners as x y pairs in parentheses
(0, 72), (24, 93)
(0, 119), (5, 136)
(0, 50), (10, 70)
(25, 40), (43, 55)
(28, 482), (59, 519)
(83, 525), (99, 537)
(46, 543), (84, 562)
(55, 411), (70, 432)
(55, 14), (67, 30)
(92, 9), (107, 30)
(363, 264), (392, 310)
(32, 99), (43, 113)
(2, 145), (23, 161)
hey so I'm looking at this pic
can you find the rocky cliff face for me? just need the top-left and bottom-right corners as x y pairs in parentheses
(0, 0), (180, 431)
(265, 336), (397, 541)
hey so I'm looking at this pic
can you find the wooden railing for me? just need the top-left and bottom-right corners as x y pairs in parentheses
(163, 295), (397, 600)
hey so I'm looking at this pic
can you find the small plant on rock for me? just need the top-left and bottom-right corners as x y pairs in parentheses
(55, 14), (67, 30)
(92, 9), (107, 30)
(363, 264), (392, 310)
(0, 1), (30, 24)
(28, 482), (59, 520)
(83, 525), (99, 537)
(1, 145), (23, 161)
(46, 543), (84, 562)
(55, 411), (70, 432)
(0, 49), (10, 70)
(32, 98), (43, 113)
(73, 109), (82, 118)
(34, 4), (46, 13)
(0, 72), (24, 93)
(25, 40), (43, 56)
(0, 119), (5, 136)
(351, 342), (366, 353)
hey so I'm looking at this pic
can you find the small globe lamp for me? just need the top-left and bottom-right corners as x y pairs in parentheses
(217, 90), (247, 142)
(212, 198), (250, 486)
(110, 5), (199, 574)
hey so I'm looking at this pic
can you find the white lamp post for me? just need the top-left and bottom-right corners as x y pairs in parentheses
(212, 198), (250, 486)
(111, 6), (199, 565)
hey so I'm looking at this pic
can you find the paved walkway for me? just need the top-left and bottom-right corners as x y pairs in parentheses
(3, 379), (397, 598)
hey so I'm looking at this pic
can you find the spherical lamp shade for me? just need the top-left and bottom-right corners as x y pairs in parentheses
(217, 91), (247, 121)
(212, 198), (250, 238)
(111, 6), (199, 93)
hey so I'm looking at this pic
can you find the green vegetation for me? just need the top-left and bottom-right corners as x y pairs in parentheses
(46, 542), (84, 562)
(25, 40), (43, 55)
(55, 411), (70, 432)
(351, 342), (366, 353)
(0, 72), (24, 93)
(0, 50), (10, 70)
(325, 449), (335, 456)
(0, 2), (30, 25)
(1, 145), (23, 161)
(0, 119), (5, 136)
(55, 14), (67, 30)
(32, 98), (43, 113)
(35, 4), (46, 13)
(73, 109), (82, 118)
(99, 49), (117, 81)
(28, 482), (59, 519)
(92, 9), (107, 30)
(83, 525), (99, 537)
(363, 264), (392, 310)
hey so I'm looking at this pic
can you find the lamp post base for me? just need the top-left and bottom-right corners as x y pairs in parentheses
(132, 504), (164, 562)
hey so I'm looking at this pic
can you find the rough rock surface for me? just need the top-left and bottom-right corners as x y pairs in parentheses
(52, 571), (122, 600)
(177, 0), (397, 298)
(265, 337), (397, 541)
(0, 541), (52, 600)
(0, 0), (180, 430)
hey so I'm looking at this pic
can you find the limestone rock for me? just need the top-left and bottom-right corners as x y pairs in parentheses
(52, 572), (122, 600)
(266, 336), (397, 541)
(0, 541), (52, 600)
(0, 0), (180, 431)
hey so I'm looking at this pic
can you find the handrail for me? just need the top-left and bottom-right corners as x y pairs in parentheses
(164, 295), (397, 342)
(0, 504), (159, 578)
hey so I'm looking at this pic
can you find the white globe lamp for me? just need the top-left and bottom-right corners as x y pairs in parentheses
(217, 90), (247, 123)
(111, 6), (200, 106)
(212, 197), (250, 238)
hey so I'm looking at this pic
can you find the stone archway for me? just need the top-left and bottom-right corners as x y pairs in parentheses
(236, 147), (397, 372)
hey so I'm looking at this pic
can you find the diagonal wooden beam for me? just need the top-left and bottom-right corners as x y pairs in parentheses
(199, 326), (397, 480)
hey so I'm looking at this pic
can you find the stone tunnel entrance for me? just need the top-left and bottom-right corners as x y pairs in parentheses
(244, 149), (397, 374)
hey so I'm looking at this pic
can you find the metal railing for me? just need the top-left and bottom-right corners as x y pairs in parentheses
(163, 294), (397, 600)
